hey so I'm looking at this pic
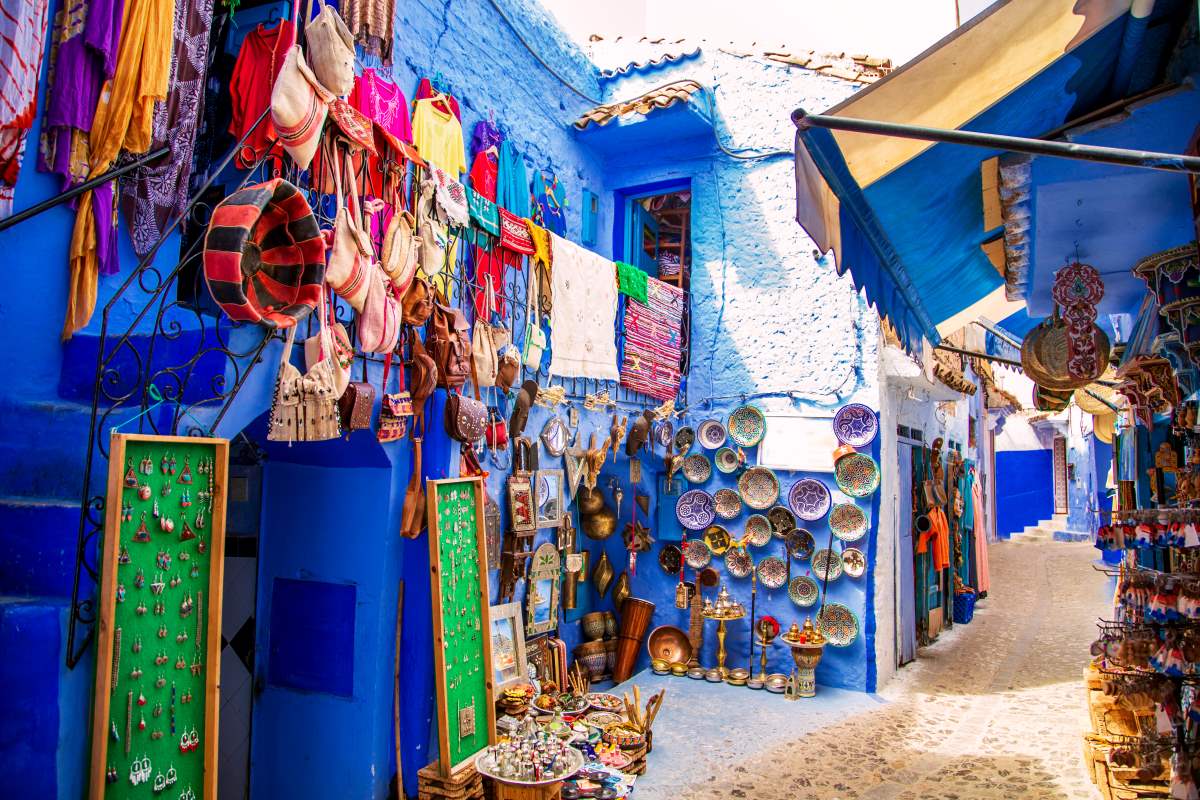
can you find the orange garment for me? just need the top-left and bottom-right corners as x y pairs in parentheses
(917, 507), (951, 571)
(63, 0), (174, 338)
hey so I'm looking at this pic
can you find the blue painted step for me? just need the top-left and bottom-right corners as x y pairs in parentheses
(0, 498), (92, 600)
(0, 597), (90, 800)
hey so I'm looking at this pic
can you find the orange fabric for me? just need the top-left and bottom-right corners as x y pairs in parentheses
(917, 508), (951, 570)
(63, 0), (174, 339)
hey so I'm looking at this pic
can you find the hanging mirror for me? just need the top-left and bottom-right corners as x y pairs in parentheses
(564, 432), (586, 501)
(535, 469), (564, 528)
(540, 416), (569, 457)
(525, 542), (561, 636)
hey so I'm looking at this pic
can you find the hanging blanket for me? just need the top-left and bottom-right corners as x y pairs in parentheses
(549, 233), (619, 380)
(621, 276), (684, 401)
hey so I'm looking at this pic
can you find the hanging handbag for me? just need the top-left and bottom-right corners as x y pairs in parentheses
(429, 302), (472, 390)
(444, 345), (488, 444)
(401, 274), (434, 326)
(399, 412), (426, 539)
(408, 332), (438, 425)
(305, 289), (352, 396)
(267, 327), (342, 443)
(522, 266), (546, 370)
(485, 406), (508, 449)
(304, 0), (355, 97)
(376, 352), (412, 443)
(326, 146), (375, 312)
(357, 271), (402, 354)
(472, 276), (505, 387)
(337, 353), (375, 436)
(415, 180), (448, 279)
(270, 45), (330, 170)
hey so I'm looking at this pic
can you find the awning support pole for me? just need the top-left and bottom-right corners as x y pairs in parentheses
(792, 109), (1200, 175)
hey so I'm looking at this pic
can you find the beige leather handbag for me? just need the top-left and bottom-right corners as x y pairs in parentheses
(270, 45), (330, 169)
(268, 327), (342, 443)
(325, 149), (374, 312)
(304, 0), (354, 96)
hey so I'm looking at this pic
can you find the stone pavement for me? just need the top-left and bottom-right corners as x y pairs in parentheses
(634, 540), (1109, 799)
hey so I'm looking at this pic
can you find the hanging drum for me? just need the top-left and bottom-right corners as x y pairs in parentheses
(1021, 311), (1110, 391)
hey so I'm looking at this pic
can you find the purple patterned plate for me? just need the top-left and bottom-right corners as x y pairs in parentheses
(833, 403), (878, 448)
(788, 478), (831, 521)
(676, 489), (716, 531)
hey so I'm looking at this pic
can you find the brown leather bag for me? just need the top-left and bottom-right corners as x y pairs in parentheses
(399, 331), (437, 540)
(428, 302), (471, 390)
(445, 342), (487, 443)
(401, 275), (434, 326)
(337, 357), (376, 436)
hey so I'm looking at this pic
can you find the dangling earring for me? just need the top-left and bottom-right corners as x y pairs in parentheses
(160, 454), (169, 475)
(152, 498), (159, 519)
(118, 546), (131, 564)
(134, 512), (150, 543)
(178, 457), (192, 485)
(168, 454), (176, 476)
(180, 520), (195, 542)
(123, 460), (137, 488)
(116, 584), (126, 603)
(134, 569), (144, 589)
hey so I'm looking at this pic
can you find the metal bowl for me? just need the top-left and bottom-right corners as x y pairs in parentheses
(647, 625), (693, 665)
(670, 661), (689, 677)
(650, 658), (670, 674)
(725, 667), (749, 686)
(765, 673), (790, 693)
(687, 667), (706, 680)
(705, 668), (723, 682)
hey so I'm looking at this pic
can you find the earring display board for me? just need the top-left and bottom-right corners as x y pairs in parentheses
(427, 476), (497, 776)
(89, 433), (228, 800)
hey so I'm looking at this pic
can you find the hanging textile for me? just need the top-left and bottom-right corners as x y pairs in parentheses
(525, 220), (552, 317)
(342, 0), (393, 62)
(971, 471), (991, 594)
(63, 0), (175, 339)
(415, 77), (460, 120)
(120, 0), (213, 258)
(411, 96), (465, 175)
(532, 171), (565, 236)
(496, 138), (529, 218)
(39, 0), (124, 190)
(350, 68), (410, 143)
(227, 19), (292, 169)
(469, 119), (500, 202)
(615, 261), (647, 304)
(0, 0), (51, 217)
(548, 234), (619, 381)
(620, 276), (683, 401)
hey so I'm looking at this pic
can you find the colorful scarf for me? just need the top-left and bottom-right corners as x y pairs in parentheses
(620, 277), (684, 401)
(0, 0), (51, 217)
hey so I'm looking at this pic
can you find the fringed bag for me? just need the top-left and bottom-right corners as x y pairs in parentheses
(268, 327), (341, 443)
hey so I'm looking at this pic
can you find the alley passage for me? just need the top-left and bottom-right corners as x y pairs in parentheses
(665, 540), (1110, 799)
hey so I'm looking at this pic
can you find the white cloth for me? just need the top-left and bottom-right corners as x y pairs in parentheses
(548, 234), (620, 380)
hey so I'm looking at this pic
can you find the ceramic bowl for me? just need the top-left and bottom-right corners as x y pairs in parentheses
(843, 547), (867, 578)
(727, 405), (766, 447)
(788, 575), (819, 607)
(676, 489), (716, 531)
(704, 525), (733, 555)
(725, 547), (753, 578)
(697, 419), (727, 450)
(829, 502), (868, 542)
(817, 602), (860, 647)
(785, 528), (815, 560)
(675, 426), (695, 453)
(833, 403), (878, 447)
(835, 453), (881, 497)
(683, 453), (712, 484)
(744, 514), (772, 547)
(714, 446), (743, 474)
(683, 539), (712, 569)
(713, 488), (743, 520)
(756, 556), (787, 589)
(768, 505), (797, 538)
(788, 478), (831, 521)
(738, 467), (780, 510)
(812, 548), (844, 582)
(658, 544), (682, 575)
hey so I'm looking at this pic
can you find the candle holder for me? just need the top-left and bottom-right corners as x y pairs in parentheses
(780, 618), (826, 700)
(752, 616), (781, 686)
(701, 585), (746, 679)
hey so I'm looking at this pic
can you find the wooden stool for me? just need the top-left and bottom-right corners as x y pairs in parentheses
(418, 761), (485, 800)
(488, 779), (562, 800)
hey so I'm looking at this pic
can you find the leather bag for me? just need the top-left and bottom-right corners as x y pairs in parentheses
(305, 0), (355, 97)
(401, 275), (434, 326)
(399, 333), (437, 539)
(376, 352), (412, 443)
(429, 302), (471, 390)
(326, 149), (374, 312)
(268, 327), (341, 443)
(337, 356), (375, 436)
(445, 345), (487, 444)
(485, 407), (508, 449)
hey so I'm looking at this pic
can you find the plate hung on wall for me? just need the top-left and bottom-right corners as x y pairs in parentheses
(541, 416), (569, 457)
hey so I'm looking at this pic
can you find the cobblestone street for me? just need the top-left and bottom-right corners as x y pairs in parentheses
(641, 540), (1110, 799)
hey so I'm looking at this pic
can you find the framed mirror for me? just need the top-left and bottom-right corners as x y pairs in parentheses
(488, 602), (528, 690)
(525, 542), (561, 636)
(540, 416), (569, 457)
(508, 474), (535, 532)
(535, 469), (564, 528)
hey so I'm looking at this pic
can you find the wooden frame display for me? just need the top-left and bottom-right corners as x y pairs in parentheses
(427, 476), (497, 776)
(534, 469), (564, 528)
(524, 542), (561, 637)
(488, 602), (528, 691)
(89, 433), (229, 800)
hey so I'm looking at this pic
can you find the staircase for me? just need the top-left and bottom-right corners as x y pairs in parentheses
(1009, 514), (1091, 543)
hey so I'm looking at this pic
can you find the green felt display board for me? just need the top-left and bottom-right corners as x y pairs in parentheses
(427, 477), (495, 775)
(90, 434), (228, 800)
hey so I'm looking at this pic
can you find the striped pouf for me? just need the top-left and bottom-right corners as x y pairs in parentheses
(203, 178), (325, 329)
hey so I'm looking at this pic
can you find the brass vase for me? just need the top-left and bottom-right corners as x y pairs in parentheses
(593, 550), (614, 598)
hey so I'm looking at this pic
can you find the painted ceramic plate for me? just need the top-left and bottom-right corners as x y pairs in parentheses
(683, 453), (712, 484)
(788, 478), (831, 521)
(768, 505), (796, 538)
(584, 710), (623, 729)
(714, 447), (742, 474)
(842, 547), (866, 578)
(659, 544), (682, 575)
(817, 602), (860, 647)
(829, 502), (868, 542)
(786, 528), (815, 560)
(727, 405), (766, 448)
(738, 467), (780, 510)
(675, 426), (695, 454)
(744, 514), (772, 547)
(654, 421), (674, 449)
(683, 539), (712, 569)
(811, 548), (844, 582)
(725, 547), (753, 578)
(587, 692), (624, 712)
(697, 419), (727, 450)
(835, 453), (881, 497)
(788, 575), (819, 607)
(704, 525), (732, 555)
(832, 403), (878, 448)
(676, 489), (716, 531)
(756, 556), (787, 589)
(713, 488), (743, 520)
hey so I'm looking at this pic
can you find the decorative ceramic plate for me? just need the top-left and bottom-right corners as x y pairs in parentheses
(725, 547), (753, 578)
(676, 490), (716, 531)
(744, 514), (772, 547)
(835, 453), (881, 497)
(659, 544), (682, 575)
(587, 692), (624, 712)
(675, 427), (695, 454)
(756, 556), (787, 589)
(811, 548), (844, 582)
(788, 575), (819, 607)
(768, 505), (796, 538)
(713, 488), (743, 520)
(704, 525), (732, 555)
(727, 405), (766, 447)
(697, 419), (727, 450)
(654, 421), (674, 449)
(714, 447), (742, 474)
(833, 403), (878, 448)
(829, 502), (868, 542)
(817, 602), (860, 647)
(583, 710), (623, 729)
(786, 528), (815, 560)
(683, 453), (712, 484)
(788, 478), (832, 521)
(738, 467), (780, 510)
(842, 547), (866, 578)
(683, 539), (712, 569)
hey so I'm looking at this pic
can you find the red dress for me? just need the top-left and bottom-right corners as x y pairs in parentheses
(228, 20), (294, 168)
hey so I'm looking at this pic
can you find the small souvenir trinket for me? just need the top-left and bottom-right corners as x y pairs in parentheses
(116, 583), (126, 603)
(134, 513), (150, 543)
(118, 546), (131, 564)
(178, 457), (192, 484)
(160, 454), (169, 475)
(124, 460), (138, 488)
(180, 521), (195, 541)
(138, 484), (152, 501)
(156, 551), (171, 571)
(134, 568), (144, 589)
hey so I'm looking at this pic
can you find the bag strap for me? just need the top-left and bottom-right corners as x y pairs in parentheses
(280, 326), (298, 368)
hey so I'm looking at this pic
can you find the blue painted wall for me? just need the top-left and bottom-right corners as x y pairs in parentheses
(994, 449), (1054, 539)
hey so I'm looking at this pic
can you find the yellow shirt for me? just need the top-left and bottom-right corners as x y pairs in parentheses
(411, 98), (466, 175)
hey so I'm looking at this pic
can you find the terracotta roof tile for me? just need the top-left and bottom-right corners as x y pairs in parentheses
(574, 80), (705, 130)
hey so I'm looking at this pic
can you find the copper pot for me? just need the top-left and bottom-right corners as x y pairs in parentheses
(582, 506), (617, 540)
(646, 624), (693, 665)
(578, 486), (605, 515)
(613, 597), (656, 683)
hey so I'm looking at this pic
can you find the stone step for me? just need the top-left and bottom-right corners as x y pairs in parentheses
(0, 596), (90, 799)
(1038, 516), (1069, 531)
(0, 497), (92, 600)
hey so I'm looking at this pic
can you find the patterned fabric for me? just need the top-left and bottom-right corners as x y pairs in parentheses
(343, 0), (393, 62)
(615, 261), (648, 304)
(0, 0), (50, 217)
(499, 207), (533, 255)
(620, 277), (684, 401)
(202, 179), (325, 329)
(548, 233), (619, 381)
(466, 186), (498, 237)
(120, 0), (213, 258)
